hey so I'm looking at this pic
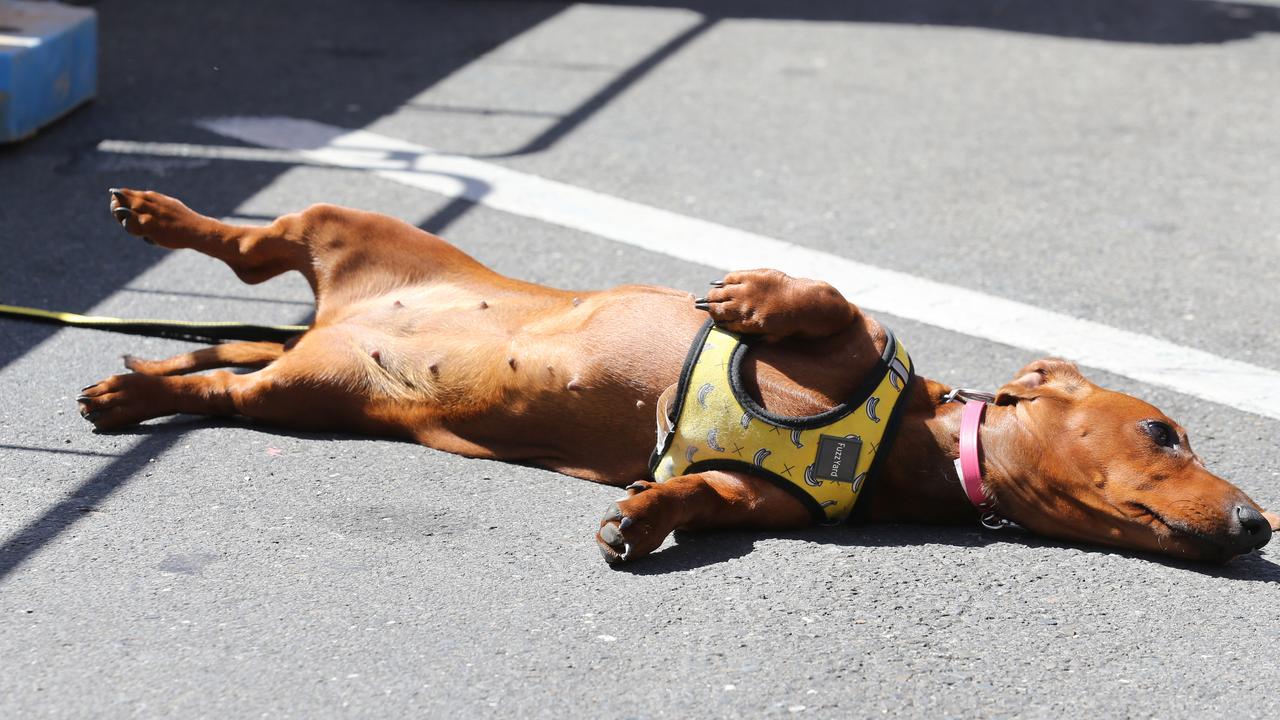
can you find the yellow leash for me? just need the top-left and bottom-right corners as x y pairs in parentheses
(0, 303), (308, 344)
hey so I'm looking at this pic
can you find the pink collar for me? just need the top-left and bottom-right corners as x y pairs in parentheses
(957, 400), (992, 511)
(946, 389), (1013, 529)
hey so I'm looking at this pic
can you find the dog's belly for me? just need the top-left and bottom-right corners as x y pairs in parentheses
(321, 280), (876, 483)
(326, 282), (706, 481)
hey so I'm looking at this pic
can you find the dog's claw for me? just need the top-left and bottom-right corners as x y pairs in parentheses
(624, 481), (648, 493)
(694, 302), (710, 312)
(109, 188), (125, 202)
(113, 207), (132, 221)
(82, 410), (101, 423)
(80, 383), (97, 392)
(620, 516), (633, 530)
(75, 395), (91, 403)
(710, 280), (725, 287)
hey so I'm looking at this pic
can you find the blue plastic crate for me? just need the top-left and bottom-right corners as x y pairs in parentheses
(0, 0), (96, 143)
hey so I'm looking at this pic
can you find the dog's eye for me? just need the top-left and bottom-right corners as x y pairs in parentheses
(1143, 420), (1178, 448)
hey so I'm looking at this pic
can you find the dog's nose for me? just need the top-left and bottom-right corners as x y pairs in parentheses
(1228, 504), (1272, 554)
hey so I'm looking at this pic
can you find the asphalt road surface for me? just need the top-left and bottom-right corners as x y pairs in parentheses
(2, 1), (1279, 717)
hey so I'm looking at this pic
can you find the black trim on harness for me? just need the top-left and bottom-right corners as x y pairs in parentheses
(728, 327), (899, 430)
(647, 318), (715, 475)
(845, 369), (915, 525)
(650, 320), (915, 525)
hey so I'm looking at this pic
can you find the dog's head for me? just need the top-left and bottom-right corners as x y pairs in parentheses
(983, 359), (1272, 562)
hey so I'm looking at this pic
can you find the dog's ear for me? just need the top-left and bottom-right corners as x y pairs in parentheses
(995, 358), (1085, 405)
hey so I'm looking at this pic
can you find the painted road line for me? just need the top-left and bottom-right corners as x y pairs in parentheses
(96, 140), (359, 167)
(101, 117), (1280, 420)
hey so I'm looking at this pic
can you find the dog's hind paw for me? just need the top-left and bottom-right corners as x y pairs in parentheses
(108, 188), (201, 249)
(76, 372), (166, 430)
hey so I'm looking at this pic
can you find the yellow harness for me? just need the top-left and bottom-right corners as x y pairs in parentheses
(650, 321), (913, 524)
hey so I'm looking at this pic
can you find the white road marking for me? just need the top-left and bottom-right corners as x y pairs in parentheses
(102, 117), (1280, 420)
(96, 140), (332, 166)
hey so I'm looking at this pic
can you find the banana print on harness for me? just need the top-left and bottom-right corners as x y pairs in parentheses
(753, 448), (771, 467)
(888, 357), (909, 392)
(697, 382), (715, 407)
(651, 322), (913, 523)
(707, 427), (725, 452)
(804, 463), (822, 488)
(865, 396), (881, 423)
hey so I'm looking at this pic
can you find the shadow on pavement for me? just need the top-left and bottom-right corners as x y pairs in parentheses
(604, 0), (1280, 44)
(479, 16), (718, 159)
(0, 0), (567, 373)
(617, 523), (1280, 582)
(0, 415), (387, 581)
(0, 432), (175, 581)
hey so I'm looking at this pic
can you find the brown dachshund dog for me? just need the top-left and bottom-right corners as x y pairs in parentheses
(80, 189), (1275, 564)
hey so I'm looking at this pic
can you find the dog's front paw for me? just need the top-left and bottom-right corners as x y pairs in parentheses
(108, 188), (202, 248)
(696, 269), (797, 338)
(595, 490), (672, 565)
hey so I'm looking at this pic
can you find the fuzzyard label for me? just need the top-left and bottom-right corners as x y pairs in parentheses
(814, 434), (862, 483)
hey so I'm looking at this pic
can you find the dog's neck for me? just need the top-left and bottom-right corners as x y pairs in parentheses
(863, 379), (1024, 524)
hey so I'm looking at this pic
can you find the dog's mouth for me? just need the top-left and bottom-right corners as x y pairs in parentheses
(1128, 502), (1235, 562)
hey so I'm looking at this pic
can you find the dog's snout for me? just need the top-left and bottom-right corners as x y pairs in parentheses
(1229, 504), (1272, 554)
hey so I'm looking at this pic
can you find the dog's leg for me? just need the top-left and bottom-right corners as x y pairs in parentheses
(701, 269), (859, 340)
(109, 189), (318, 286)
(108, 189), (493, 308)
(595, 470), (810, 563)
(78, 328), (386, 434)
(78, 370), (256, 430)
(122, 341), (287, 376)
